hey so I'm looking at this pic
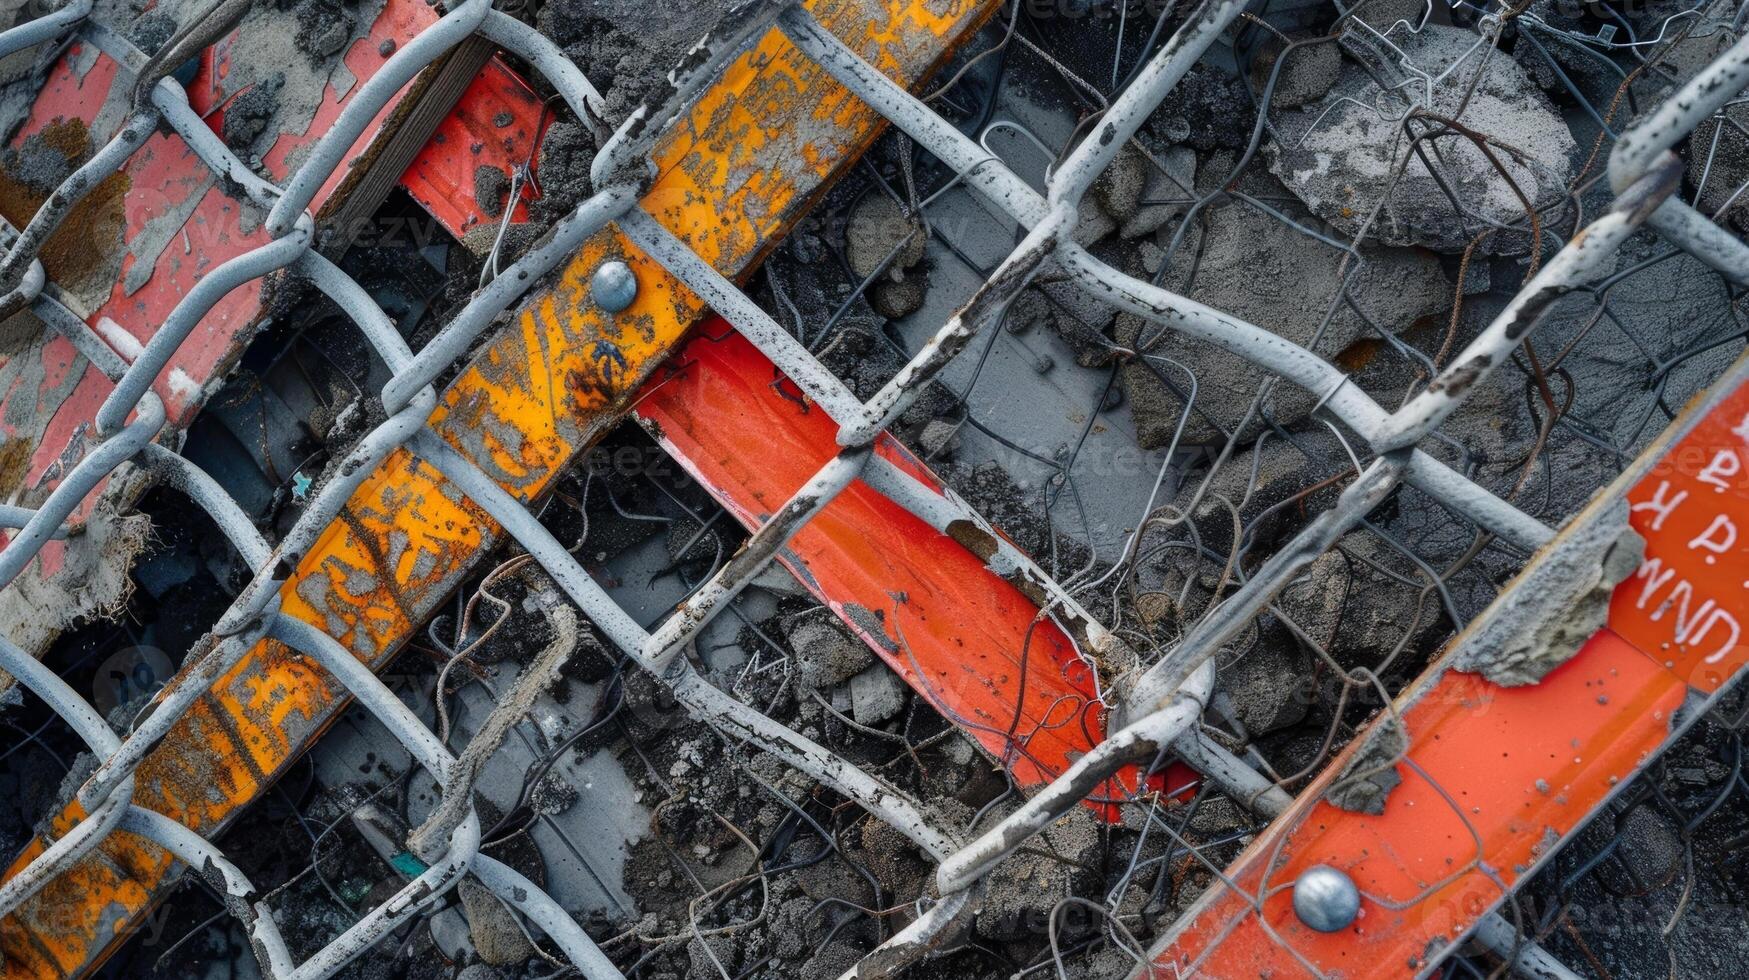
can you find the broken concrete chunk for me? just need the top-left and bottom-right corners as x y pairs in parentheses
(460, 221), (542, 262)
(294, 0), (356, 60)
(784, 612), (875, 691)
(870, 274), (926, 319)
(815, 321), (958, 428)
(768, 896), (821, 963)
(1509, 1), (1626, 98)
(846, 193), (926, 281)
(1002, 286), (1049, 335)
(1132, 427), (1348, 632)
(1075, 191), (1118, 247)
(474, 165), (511, 218)
(1341, 313), (1551, 469)
(1093, 142), (1148, 224)
(1274, 548), (1352, 640)
(848, 663), (905, 725)
(1215, 631), (1313, 737)
(1249, 34), (1343, 110)
(1266, 24), (1578, 254)
(129, 11), (178, 57)
(457, 877), (535, 965)
(1451, 498), (1644, 687)
(857, 810), (930, 883)
(539, 0), (739, 124)
(1272, 529), (1453, 673)
(1117, 201), (1454, 447)
(1326, 717), (1407, 815)
(916, 418), (961, 459)
(1613, 804), (1683, 889)
(533, 119), (596, 222)
(972, 807), (1101, 941)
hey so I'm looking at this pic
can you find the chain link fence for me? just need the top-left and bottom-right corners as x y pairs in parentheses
(2, 0), (1748, 977)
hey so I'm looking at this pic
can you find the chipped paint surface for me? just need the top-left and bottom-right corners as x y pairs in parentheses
(0, 0), (441, 659)
(1452, 499), (1644, 687)
(0, 1), (997, 974)
(400, 56), (546, 241)
(1143, 360), (1749, 979)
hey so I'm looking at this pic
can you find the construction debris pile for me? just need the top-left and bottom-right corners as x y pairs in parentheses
(3, 0), (1749, 978)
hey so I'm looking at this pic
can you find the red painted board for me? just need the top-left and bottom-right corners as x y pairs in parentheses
(631, 322), (1126, 802)
(1609, 389), (1749, 693)
(400, 55), (547, 241)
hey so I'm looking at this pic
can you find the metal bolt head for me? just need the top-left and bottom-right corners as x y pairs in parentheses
(592, 260), (637, 313)
(1292, 864), (1360, 933)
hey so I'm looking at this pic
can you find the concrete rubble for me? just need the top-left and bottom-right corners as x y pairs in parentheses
(1266, 19), (1579, 253)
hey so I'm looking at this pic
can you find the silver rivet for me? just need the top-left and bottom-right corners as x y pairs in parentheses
(592, 260), (637, 313)
(1292, 864), (1359, 933)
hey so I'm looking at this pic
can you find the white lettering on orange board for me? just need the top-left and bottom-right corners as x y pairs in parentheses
(1632, 480), (1688, 533)
(1689, 513), (1738, 563)
(1634, 557), (1741, 664)
(1700, 449), (1743, 492)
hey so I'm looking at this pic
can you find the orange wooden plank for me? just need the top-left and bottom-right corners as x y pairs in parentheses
(0, 2), (1000, 974)
(1152, 630), (1685, 978)
(1146, 373), (1749, 977)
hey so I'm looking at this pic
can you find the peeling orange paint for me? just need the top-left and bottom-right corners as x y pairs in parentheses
(0, 2), (998, 975)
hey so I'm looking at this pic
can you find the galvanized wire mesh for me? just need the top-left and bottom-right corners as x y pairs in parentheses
(2, 0), (1749, 977)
